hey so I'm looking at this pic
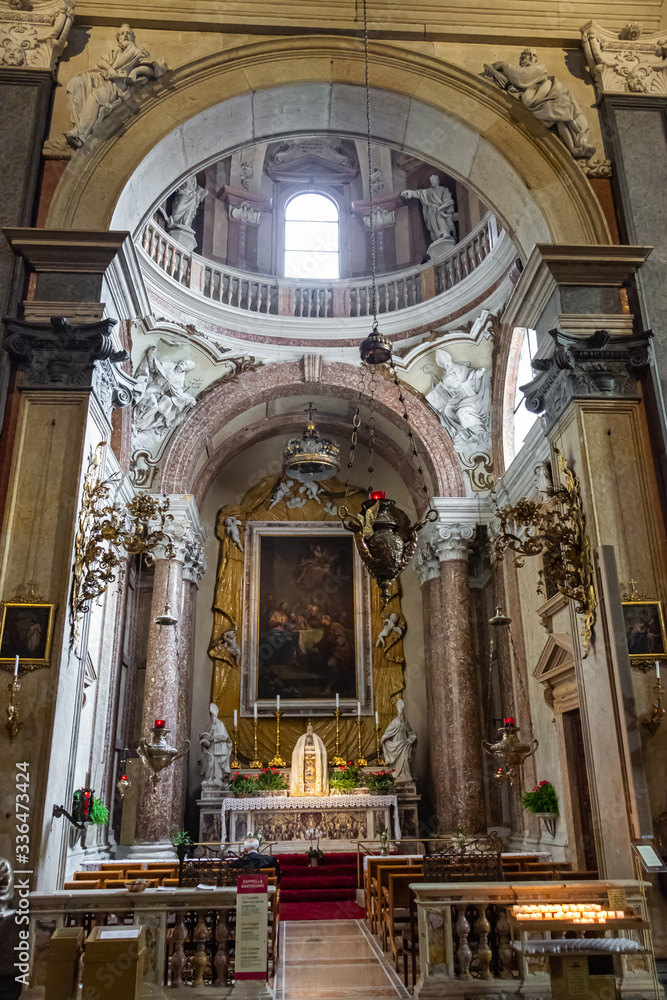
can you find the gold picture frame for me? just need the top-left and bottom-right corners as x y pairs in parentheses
(0, 602), (57, 670)
(621, 599), (667, 662)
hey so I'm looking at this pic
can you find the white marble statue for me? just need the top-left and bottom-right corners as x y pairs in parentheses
(290, 724), (329, 796)
(376, 612), (404, 648)
(381, 699), (416, 783)
(299, 481), (321, 502)
(269, 479), (295, 508)
(222, 627), (241, 662)
(162, 175), (208, 248)
(484, 49), (595, 160)
(132, 346), (197, 450)
(199, 702), (232, 783)
(425, 349), (491, 452)
(224, 515), (244, 551)
(401, 176), (457, 243)
(65, 24), (167, 148)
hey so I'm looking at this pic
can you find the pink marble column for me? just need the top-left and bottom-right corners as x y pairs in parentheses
(134, 557), (184, 845)
(171, 577), (198, 831)
(418, 565), (450, 832)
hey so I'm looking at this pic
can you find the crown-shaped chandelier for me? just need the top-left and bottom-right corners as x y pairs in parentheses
(283, 403), (341, 482)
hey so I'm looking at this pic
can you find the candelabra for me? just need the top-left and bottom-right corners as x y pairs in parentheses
(355, 716), (367, 767)
(6, 678), (22, 741)
(642, 680), (665, 735)
(329, 708), (346, 767)
(249, 716), (263, 769)
(374, 721), (386, 766)
(268, 710), (287, 768)
(231, 723), (241, 769)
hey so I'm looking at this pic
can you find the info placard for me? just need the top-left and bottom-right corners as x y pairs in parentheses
(235, 873), (269, 981)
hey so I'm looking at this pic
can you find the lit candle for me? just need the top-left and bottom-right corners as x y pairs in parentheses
(276, 695), (280, 712)
(254, 702), (258, 720)
(14, 655), (19, 678)
(375, 710), (379, 726)
(336, 693), (340, 709)
(656, 660), (661, 679)
(234, 709), (238, 727)
(357, 701), (361, 716)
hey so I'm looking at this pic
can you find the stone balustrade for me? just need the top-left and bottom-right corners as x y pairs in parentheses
(29, 885), (275, 992)
(138, 213), (500, 320)
(412, 879), (655, 999)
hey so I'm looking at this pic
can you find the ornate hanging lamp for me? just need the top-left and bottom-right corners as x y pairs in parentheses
(337, 0), (435, 601)
(283, 403), (341, 483)
(136, 719), (190, 790)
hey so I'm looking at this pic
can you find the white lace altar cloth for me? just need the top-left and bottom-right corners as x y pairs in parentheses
(222, 793), (401, 840)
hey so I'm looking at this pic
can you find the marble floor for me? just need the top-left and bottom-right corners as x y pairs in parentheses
(273, 919), (410, 1000)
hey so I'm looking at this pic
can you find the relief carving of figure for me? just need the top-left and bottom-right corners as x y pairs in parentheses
(65, 24), (168, 148)
(199, 702), (232, 783)
(425, 349), (491, 452)
(132, 345), (197, 450)
(381, 699), (416, 783)
(0, 0), (73, 71)
(401, 175), (457, 243)
(484, 48), (596, 160)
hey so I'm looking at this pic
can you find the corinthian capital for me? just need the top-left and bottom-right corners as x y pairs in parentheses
(150, 494), (207, 583)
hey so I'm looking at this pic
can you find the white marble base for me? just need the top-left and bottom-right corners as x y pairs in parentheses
(117, 840), (178, 860)
(167, 222), (197, 251)
(427, 235), (456, 261)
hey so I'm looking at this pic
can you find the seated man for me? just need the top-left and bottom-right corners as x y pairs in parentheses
(231, 838), (281, 882)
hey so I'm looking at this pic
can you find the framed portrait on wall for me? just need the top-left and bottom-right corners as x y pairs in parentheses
(0, 601), (57, 669)
(621, 599), (667, 661)
(241, 522), (373, 716)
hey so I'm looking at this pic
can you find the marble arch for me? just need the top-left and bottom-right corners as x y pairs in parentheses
(158, 359), (466, 500)
(46, 37), (610, 255)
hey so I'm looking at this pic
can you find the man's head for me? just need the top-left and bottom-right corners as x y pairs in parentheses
(321, 614), (331, 625)
(243, 837), (260, 854)
(519, 48), (538, 67)
(116, 24), (136, 48)
(429, 174), (440, 187)
(279, 601), (288, 612)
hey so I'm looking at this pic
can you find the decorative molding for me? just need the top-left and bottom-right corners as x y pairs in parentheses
(521, 327), (652, 431)
(0, 0), (73, 70)
(3, 227), (130, 273)
(302, 354), (323, 383)
(582, 21), (667, 97)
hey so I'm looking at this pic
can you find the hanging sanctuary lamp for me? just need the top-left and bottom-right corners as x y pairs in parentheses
(283, 403), (341, 482)
(337, 0), (436, 602)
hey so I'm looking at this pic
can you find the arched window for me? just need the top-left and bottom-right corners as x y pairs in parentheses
(512, 327), (539, 456)
(284, 193), (339, 280)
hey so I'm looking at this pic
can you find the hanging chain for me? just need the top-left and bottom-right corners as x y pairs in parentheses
(344, 364), (367, 499)
(367, 364), (377, 491)
(363, 0), (379, 331)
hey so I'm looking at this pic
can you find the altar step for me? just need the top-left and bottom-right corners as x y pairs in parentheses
(279, 853), (364, 919)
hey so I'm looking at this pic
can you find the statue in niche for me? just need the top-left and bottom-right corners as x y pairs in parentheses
(381, 699), (416, 783)
(425, 349), (491, 452)
(65, 24), (167, 148)
(132, 345), (197, 450)
(161, 175), (208, 248)
(289, 723), (329, 796)
(199, 702), (233, 783)
(401, 176), (457, 243)
(484, 49), (596, 160)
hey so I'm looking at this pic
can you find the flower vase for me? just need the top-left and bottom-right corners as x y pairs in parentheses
(308, 857), (320, 867)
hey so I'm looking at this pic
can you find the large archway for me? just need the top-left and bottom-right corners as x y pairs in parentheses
(46, 38), (610, 256)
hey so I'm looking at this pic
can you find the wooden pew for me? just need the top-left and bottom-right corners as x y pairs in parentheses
(366, 858), (417, 933)
(381, 871), (425, 968)
(376, 864), (422, 946)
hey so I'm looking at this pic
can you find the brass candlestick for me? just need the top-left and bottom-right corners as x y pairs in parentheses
(355, 716), (367, 767)
(642, 680), (665, 735)
(231, 725), (241, 769)
(6, 679), (22, 741)
(249, 717), (263, 769)
(374, 722), (386, 766)
(268, 710), (287, 768)
(329, 708), (346, 767)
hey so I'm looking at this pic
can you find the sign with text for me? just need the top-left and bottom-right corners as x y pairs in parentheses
(235, 873), (269, 981)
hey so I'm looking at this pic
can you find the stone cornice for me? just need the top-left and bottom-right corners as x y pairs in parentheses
(3, 228), (131, 273)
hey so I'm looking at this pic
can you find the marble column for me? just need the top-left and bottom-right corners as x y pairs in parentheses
(416, 502), (486, 834)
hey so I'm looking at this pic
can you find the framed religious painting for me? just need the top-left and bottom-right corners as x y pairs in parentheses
(241, 522), (373, 717)
(621, 599), (667, 662)
(0, 601), (57, 669)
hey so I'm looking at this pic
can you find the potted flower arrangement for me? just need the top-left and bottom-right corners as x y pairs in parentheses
(255, 767), (288, 797)
(171, 828), (193, 863)
(523, 780), (559, 837)
(228, 772), (260, 797)
(330, 762), (363, 794)
(306, 828), (324, 866)
(365, 769), (395, 794)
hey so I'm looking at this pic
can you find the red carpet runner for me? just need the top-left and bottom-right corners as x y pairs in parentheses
(279, 852), (366, 921)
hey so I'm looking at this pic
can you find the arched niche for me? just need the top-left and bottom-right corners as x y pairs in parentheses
(46, 38), (610, 258)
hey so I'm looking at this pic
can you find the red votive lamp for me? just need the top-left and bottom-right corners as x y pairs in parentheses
(154, 719), (166, 729)
(503, 717), (515, 726)
(121, 775), (127, 781)
(369, 490), (386, 500)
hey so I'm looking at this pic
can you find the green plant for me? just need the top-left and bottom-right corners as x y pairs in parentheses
(171, 829), (193, 847)
(330, 761), (362, 790)
(72, 789), (108, 826)
(256, 767), (288, 791)
(229, 772), (260, 795)
(90, 798), (109, 825)
(365, 769), (395, 793)
(523, 780), (559, 815)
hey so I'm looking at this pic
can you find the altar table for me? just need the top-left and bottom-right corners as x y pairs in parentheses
(222, 793), (401, 843)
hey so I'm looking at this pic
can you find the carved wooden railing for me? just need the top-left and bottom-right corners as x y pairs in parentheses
(138, 212), (501, 319)
(412, 880), (654, 998)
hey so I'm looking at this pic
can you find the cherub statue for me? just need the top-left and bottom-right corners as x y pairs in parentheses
(376, 612), (404, 648)
(224, 515), (244, 551)
(222, 627), (241, 662)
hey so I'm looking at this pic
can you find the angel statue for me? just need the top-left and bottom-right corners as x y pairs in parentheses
(425, 349), (491, 452)
(376, 613), (404, 648)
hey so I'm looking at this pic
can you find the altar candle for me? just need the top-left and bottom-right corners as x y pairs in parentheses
(13, 655), (19, 678)
(656, 660), (661, 679)
(357, 701), (361, 716)
(254, 702), (258, 720)
(276, 695), (280, 712)
(234, 709), (238, 727)
(336, 693), (340, 709)
(375, 710), (379, 726)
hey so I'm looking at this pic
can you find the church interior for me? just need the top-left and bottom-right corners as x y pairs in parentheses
(1, 0), (667, 997)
